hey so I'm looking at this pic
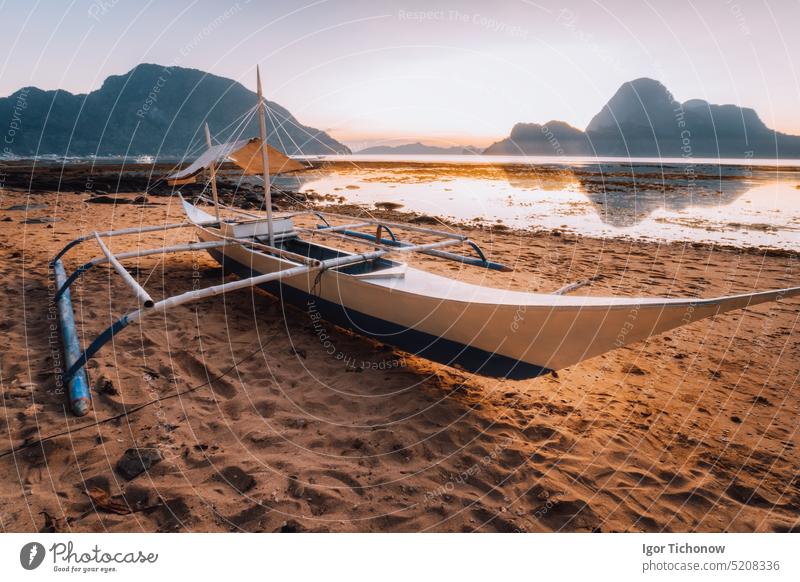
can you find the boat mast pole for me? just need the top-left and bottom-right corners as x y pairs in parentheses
(256, 65), (275, 247)
(203, 122), (222, 224)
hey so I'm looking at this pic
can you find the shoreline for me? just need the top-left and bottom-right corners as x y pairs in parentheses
(6, 161), (800, 256)
(5, 154), (800, 170)
(301, 199), (800, 260)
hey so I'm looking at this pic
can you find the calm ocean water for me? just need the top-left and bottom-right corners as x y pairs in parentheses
(280, 154), (800, 250)
(302, 153), (800, 167)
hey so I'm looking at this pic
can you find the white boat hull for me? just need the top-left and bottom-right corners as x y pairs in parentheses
(187, 204), (800, 379)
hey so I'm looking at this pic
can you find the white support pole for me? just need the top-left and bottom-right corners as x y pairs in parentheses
(89, 240), (230, 268)
(93, 233), (155, 308)
(256, 65), (275, 247)
(204, 122), (223, 224)
(124, 238), (481, 325)
(126, 248), (389, 324)
(52, 220), (220, 264)
(191, 222), (319, 266)
(84, 222), (213, 243)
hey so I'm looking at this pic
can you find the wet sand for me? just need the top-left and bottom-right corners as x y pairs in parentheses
(292, 160), (800, 250)
(1, 166), (799, 533)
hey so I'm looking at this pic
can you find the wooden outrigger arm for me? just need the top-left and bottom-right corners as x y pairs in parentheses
(194, 194), (511, 272)
(50, 218), (477, 416)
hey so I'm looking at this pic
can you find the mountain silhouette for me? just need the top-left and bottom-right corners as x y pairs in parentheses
(482, 121), (591, 155)
(0, 63), (350, 158)
(485, 78), (800, 158)
(356, 142), (480, 155)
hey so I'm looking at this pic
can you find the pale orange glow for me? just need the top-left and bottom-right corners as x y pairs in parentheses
(1, 0), (799, 147)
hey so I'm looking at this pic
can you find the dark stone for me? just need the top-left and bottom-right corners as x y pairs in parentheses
(116, 447), (162, 480)
(23, 216), (63, 224)
(276, 519), (308, 533)
(87, 195), (131, 204)
(5, 204), (47, 211)
(409, 215), (439, 225)
(95, 376), (118, 395)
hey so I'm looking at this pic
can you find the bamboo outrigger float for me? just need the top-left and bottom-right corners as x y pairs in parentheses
(51, 69), (800, 416)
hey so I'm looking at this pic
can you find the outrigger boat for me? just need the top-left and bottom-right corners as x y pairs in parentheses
(52, 69), (800, 416)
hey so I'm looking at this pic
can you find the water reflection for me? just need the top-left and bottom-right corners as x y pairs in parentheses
(283, 160), (800, 250)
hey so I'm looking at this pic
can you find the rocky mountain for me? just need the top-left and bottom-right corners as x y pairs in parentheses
(482, 121), (591, 155)
(485, 78), (800, 158)
(0, 64), (350, 158)
(356, 142), (480, 155)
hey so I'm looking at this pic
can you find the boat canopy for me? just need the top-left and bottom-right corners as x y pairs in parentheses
(165, 137), (305, 185)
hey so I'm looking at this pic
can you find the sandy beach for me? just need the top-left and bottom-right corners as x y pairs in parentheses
(1, 163), (799, 533)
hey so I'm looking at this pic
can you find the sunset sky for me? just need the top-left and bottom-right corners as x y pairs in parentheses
(1, 0), (798, 149)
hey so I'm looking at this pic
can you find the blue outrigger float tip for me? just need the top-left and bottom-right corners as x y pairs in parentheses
(49, 221), (219, 416)
(52, 259), (92, 416)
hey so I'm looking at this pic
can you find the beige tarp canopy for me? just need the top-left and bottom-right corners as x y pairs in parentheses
(165, 137), (305, 185)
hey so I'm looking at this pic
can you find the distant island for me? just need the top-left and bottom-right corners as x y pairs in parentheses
(0, 63), (350, 158)
(355, 142), (480, 155)
(3, 69), (798, 160)
(359, 78), (800, 159)
(484, 78), (800, 158)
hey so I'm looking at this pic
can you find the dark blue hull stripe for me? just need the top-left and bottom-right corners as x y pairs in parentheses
(208, 250), (550, 380)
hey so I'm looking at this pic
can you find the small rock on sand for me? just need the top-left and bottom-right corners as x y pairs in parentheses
(116, 448), (162, 480)
(4, 204), (47, 211)
(95, 375), (118, 395)
(276, 519), (308, 533)
(375, 201), (403, 211)
(23, 217), (63, 224)
(410, 215), (440, 225)
(87, 195), (145, 205)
